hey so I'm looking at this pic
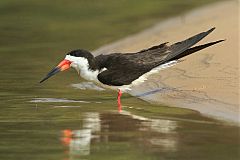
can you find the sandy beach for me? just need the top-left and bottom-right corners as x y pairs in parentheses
(94, 0), (239, 124)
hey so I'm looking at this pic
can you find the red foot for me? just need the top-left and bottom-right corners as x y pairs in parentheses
(117, 89), (122, 112)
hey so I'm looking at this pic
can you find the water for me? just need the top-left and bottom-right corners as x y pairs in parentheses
(0, 88), (239, 160)
(0, 0), (239, 160)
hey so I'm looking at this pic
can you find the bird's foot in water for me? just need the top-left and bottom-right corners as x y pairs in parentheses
(117, 89), (122, 112)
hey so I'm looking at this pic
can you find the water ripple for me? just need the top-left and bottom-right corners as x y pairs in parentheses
(71, 82), (105, 91)
(30, 98), (90, 103)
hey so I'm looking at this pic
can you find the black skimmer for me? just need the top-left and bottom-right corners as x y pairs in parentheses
(40, 27), (224, 108)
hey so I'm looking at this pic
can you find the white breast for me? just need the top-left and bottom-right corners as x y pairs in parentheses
(65, 55), (100, 82)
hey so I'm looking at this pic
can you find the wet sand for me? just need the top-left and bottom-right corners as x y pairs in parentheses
(94, 1), (239, 124)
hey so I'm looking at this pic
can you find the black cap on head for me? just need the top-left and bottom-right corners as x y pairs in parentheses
(67, 49), (98, 70)
(67, 49), (94, 60)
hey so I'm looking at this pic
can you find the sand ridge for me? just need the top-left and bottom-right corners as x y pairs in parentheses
(94, 0), (239, 124)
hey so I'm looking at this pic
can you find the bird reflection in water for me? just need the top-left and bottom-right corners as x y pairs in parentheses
(61, 112), (100, 158)
(61, 111), (178, 159)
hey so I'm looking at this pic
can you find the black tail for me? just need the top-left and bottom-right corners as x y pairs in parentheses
(169, 39), (225, 61)
(162, 27), (216, 62)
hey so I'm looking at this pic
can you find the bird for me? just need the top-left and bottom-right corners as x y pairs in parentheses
(40, 27), (224, 108)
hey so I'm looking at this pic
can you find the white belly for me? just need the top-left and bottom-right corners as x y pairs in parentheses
(119, 60), (178, 92)
(97, 60), (178, 92)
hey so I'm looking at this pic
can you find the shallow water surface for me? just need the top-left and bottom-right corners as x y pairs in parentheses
(0, 94), (239, 160)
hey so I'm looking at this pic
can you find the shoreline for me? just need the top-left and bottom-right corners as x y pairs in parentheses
(93, 0), (239, 124)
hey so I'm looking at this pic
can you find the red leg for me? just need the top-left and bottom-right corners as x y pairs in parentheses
(117, 89), (122, 112)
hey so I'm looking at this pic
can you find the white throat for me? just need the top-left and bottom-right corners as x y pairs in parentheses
(65, 55), (100, 82)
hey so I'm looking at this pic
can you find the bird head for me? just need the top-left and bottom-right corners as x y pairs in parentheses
(40, 49), (95, 83)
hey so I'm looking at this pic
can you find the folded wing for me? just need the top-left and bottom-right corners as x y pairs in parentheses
(96, 28), (224, 86)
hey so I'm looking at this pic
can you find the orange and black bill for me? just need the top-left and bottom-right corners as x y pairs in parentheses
(40, 59), (71, 83)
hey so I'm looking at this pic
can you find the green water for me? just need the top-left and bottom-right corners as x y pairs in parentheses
(0, 0), (239, 160)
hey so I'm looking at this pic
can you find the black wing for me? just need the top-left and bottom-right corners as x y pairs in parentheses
(95, 28), (224, 86)
(96, 53), (150, 86)
(125, 27), (217, 66)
